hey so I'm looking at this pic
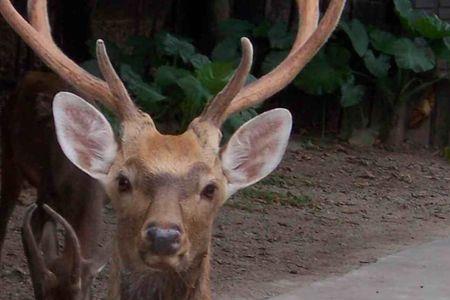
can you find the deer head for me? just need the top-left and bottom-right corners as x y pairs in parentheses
(22, 204), (108, 300)
(1, 0), (345, 283)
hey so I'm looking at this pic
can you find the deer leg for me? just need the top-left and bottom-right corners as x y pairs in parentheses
(0, 151), (23, 264)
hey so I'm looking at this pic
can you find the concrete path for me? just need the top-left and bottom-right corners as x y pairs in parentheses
(271, 238), (450, 300)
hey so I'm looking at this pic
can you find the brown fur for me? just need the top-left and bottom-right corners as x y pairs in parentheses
(0, 71), (107, 299)
(101, 122), (228, 299)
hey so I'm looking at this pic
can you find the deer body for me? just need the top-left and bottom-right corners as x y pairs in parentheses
(0, 71), (108, 299)
(0, 0), (345, 298)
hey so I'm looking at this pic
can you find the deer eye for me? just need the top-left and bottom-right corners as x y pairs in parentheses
(117, 174), (131, 193)
(201, 183), (217, 200)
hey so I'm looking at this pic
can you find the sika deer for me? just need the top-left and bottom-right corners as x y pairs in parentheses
(23, 203), (108, 300)
(0, 70), (109, 299)
(0, 0), (345, 298)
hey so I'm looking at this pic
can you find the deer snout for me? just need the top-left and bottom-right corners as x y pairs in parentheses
(145, 223), (182, 256)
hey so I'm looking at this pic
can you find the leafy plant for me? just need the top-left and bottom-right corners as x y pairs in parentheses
(287, 0), (449, 143)
(84, 32), (257, 134)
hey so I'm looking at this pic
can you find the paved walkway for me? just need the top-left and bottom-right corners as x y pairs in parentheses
(271, 238), (450, 300)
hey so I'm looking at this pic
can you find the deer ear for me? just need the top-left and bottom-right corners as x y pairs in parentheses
(221, 108), (292, 197)
(53, 92), (118, 181)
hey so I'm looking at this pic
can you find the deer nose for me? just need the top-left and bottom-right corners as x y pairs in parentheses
(146, 223), (182, 255)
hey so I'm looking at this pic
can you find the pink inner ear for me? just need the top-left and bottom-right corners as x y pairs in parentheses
(235, 118), (283, 182)
(64, 106), (107, 170)
(221, 108), (292, 193)
(53, 92), (117, 179)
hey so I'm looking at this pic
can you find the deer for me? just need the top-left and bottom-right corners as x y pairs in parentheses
(0, 0), (345, 298)
(0, 3), (109, 299)
(22, 202), (108, 300)
(0, 70), (110, 299)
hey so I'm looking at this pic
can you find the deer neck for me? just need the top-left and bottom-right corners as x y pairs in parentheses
(108, 240), (212, 300)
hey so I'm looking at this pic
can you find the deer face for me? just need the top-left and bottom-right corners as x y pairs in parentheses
(53, 91), (292, 272)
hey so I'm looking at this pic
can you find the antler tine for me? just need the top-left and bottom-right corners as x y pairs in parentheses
(293, 0), (319, 52)
(42, 204), (82, 285)
(22, 204), (57, 285)
(27, 0), (51, 40)
(198, 37), (253, 127)
(224, 0), (345, 119)
(0, 0), (139, 121)
(96, 39), (139, 120)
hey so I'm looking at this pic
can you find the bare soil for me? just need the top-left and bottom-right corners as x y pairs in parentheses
(1, 137), (450, 299)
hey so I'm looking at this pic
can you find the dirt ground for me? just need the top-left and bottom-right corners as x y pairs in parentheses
(1, 137), (450, 299)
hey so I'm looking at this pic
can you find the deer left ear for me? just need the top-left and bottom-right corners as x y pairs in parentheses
(220, 108), (292, 197)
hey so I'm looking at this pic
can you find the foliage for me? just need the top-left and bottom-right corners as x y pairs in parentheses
(83, 32), (256, 134)
(285, 0), (448, 140)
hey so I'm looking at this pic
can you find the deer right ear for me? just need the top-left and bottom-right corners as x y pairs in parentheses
(53, 92), (118, 181)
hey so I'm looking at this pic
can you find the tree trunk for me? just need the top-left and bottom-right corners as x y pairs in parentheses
(385, 102), (407, 148)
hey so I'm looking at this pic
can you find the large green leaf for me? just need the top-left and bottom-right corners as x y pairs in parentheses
(154, 66), (191, 88)
(430, 38), (450, 62)
(294, 47), (352, 95)
(369, 29), (398, 55)
(392, 38), (435, 72)
(190, 54), (211, 69)
(196, 62), (234, 94)
(120, 65), (166, 112)
(414, 14), (450, 39)
(340, 19), (369, 57)
(177, 76), (211, 105)
(363, 50), (391, 78)
(340, 78), (365, 108)
(394, 0), (450, 39)
(161, 33), (196, 63)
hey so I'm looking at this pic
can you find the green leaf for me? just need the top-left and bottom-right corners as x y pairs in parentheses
(155, 66), (191, 88)
(196, 62), (234, 94)
(161, 33), (196, 63)
(392, 38), (435, 72)
(394, 0), (416, 31)
(340, 19), (369, 57)
(431, 38), (450, 62)
(261, 50), (289, 74)
(369, 29), (398, 55)
(327, 45), (352, 68)
(177, 76), (211, 104)
(190, 54), (211, 69)
(394, 0), (450, 39)
(120, 65), (166, 111)
(212, 37), (240, 62)
(268, 22), (294, 50)
(363, 50), (391, 78)
(294, 48), (352, 95)
(340, 78), (365, 108)
(413, 14), (450, 39)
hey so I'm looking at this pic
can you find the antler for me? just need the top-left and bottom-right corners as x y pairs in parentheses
(0, 0), (139, 120)
(22, 204), (83, 287)
(41, 204), (83, 284)
(196, 0), (345, 128)
(22, 204), (58, 293)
